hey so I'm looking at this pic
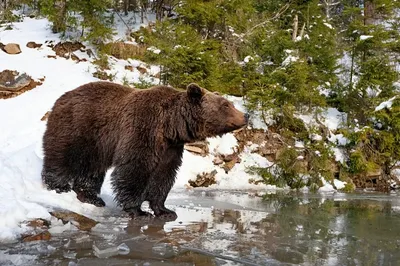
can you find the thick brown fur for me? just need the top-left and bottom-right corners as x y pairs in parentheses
(42, 81), (248, 220)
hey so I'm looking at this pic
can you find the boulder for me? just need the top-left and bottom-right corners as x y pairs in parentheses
(3, 43), (21, 54)
(26, 41), (42, 49)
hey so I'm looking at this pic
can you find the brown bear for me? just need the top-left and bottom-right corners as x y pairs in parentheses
(41, 81), (248, 220)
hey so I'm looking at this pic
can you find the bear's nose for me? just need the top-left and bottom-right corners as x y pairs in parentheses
(244, 113), (250, 122)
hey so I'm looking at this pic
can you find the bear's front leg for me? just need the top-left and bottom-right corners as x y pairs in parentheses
(111, 163), (153, 220)
(147, 151), (182, 221)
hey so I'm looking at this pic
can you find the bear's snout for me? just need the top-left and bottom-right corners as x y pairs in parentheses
(229, 109), (248, 129)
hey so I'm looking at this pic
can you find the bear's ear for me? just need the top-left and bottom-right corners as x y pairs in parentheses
(187, 83), (205, 102)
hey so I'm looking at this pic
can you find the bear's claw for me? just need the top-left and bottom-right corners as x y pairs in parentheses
(76, 191), (106, 207)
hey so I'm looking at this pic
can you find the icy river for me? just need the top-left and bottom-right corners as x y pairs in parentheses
(1, 190), (400, 266)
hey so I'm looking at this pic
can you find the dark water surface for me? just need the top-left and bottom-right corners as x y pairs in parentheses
(1, 190), (400, 266)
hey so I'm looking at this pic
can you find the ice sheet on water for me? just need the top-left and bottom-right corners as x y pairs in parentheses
(93, 242), (130, 257)
(117, 243), (130, 255)
(152, 243), (177, 258)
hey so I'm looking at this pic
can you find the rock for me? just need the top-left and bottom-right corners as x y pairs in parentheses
(222, 153), (241, 163)
(3, 43), (21, 54)
(367, 168), (382, 178)
(222, 154), (241, 173)
(47, 55), (57, 59)
(26, 41), (42, 49)
(0, 71), (31, 92)
(27, 218), (50, 229)
(184, 145), (204, 154)
(0, 42), (5, 50)
(0, 70), (42, 99)
(213, 156), (223, 165)
(50, 211), (98, 231)
(137, 66), (148, 74)
(41, 111), (51, 121)
(188, 170), (217, 188)
(71, 53), (80, 61)
(125, 65), (134, 71)
(184, 141), (209, 156)
(154, 72), (161, 79)
(23, 231), (51, 242)
(52, 41), (85, 58)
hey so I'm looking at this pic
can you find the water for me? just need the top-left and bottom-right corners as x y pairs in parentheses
(1, 190), (400, 266)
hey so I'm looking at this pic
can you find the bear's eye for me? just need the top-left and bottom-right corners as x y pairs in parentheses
(223, 103), (230, 109)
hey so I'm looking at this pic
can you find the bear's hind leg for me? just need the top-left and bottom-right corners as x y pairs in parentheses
(42, 167), (72, 193)
(73, 171), (106, 207)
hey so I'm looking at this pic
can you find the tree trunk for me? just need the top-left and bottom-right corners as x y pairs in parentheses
(364, 1), (375, 25)
(53, 0), (67, 34)
(140, 0), (145, 23)
(292, 14), (298, 41)
(299, 23), (305, 39)
(124, 0), (128, 15)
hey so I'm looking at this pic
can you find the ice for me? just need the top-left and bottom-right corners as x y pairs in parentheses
(48, 222), (76, 234)
(93, 242), (119, 258)
(152, 243), (177, 258)
(64, 234), (93, 250)
(63, 251), (77, 259)
(117, 243), (130, 255)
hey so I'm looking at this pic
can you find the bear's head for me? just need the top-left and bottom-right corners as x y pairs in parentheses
(186, 83), (249, 139)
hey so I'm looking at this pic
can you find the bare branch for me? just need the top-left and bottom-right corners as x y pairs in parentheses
(243, 2), (291, 37)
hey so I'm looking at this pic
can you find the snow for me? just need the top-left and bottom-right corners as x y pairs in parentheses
(311, 134), (323, 141)
(243, 55), (254, 63)
(147, 46), (161, 54)
(282, 55), (299, 67)
(208, 133), (238, 155)
(323, 108), (346, 131)
(319, 177), (335, 192)
(332, 148), (346, 163)
(323, 23), (334, 29)
(295, 141), (305, 148)
(360, 35), (373, 41)
(333, 179), (346, 190)
(375, 96), (397, 111)
(328, 133), (349, 146)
